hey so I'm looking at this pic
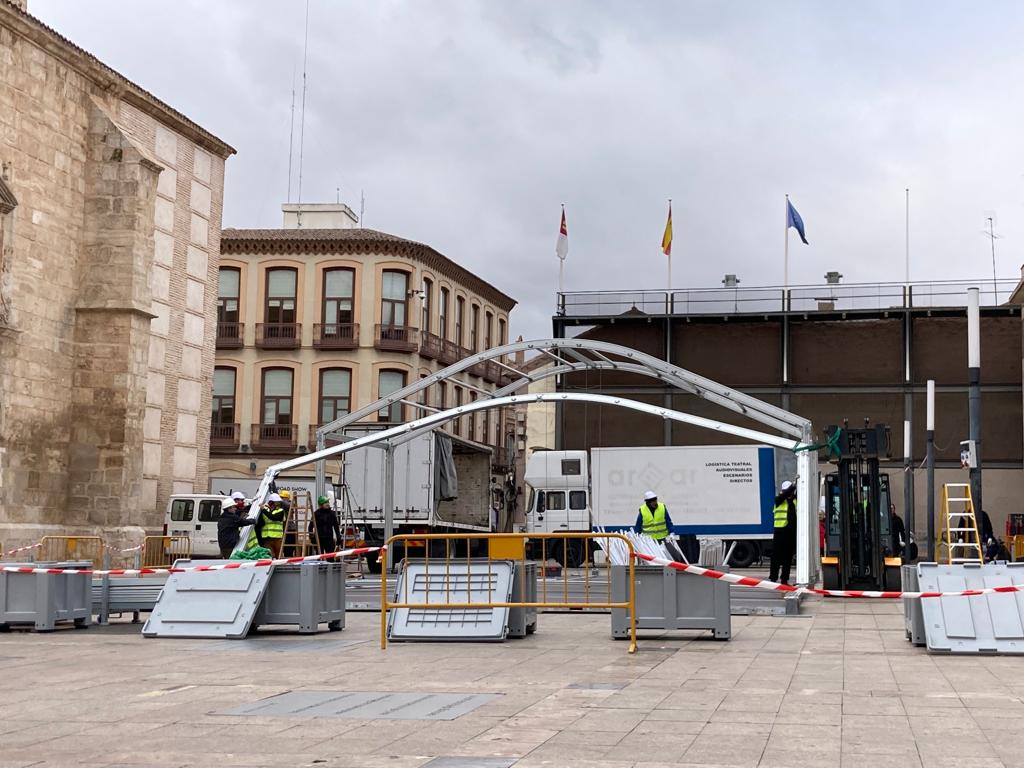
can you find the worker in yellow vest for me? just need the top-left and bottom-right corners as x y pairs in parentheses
(769, 480), (797, 585)
(244, 492), (287, 556)
(634, 490), (674, 541)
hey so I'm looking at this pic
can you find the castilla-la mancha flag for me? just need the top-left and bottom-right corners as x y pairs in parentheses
(556, 206), (568, 261)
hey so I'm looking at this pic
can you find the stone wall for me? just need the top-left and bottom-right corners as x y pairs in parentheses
(0, 5), (230, 547)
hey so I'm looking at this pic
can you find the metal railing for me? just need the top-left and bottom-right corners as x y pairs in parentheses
(210, 422), (239, 449)
(140, 536), (191, 568)
(374, 324), (418, 352)
(439, 339), (461, 366)
(38, 536), (104, 567)
(255, 423), (297, 449)
(256, 322), (301, 348)
(419, 331), (442, 360)
(313, 323), (359, 349)
(380, 532), (637, 653)
(556, 279), (1020, 318)
(216, 321), (244, 348)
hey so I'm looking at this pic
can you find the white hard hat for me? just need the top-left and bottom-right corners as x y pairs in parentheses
(231, 491), (245, 501)
(267, 493), (283, 503)
(780, 480), (794, 492)
(221, 498), (235, 511)
(643, 490), (657, 501)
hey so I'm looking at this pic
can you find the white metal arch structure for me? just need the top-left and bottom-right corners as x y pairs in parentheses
(250, 394), (816, 584)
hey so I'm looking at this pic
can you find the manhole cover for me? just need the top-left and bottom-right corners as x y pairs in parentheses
(217, 690), (499, 720)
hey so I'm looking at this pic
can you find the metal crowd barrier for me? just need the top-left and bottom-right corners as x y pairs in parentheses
(139, 535), (191, 568)
(38, 536), (104, 567)
(380, 532), (637, 653)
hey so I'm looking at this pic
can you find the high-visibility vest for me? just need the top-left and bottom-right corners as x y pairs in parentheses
(260, 506), (286, 540)
(245, 525), (259, 550)
(639, 503), (669, 540)
(774, 501), (793, 529)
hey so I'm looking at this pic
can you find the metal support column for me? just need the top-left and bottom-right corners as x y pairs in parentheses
(926, 380), (936, 562)
(967, 288), (983, 513)
(314, 434), (327, 500)
(664, 315), (672, 446)
(903, 419), (913, 561)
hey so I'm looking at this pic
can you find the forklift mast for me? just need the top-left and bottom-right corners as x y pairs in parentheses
(822, 423), (896, 591)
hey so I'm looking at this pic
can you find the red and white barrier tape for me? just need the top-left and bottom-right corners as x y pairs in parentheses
(0, 546), (381, 577)
(2, 542), (42, 558)
(634, 553), (1024, 599)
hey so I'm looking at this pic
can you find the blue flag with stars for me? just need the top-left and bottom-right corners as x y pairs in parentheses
(786, 199), (808, 244)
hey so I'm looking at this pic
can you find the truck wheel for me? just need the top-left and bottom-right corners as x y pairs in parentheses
(728, 541), (757, 569)
(554, 540), (584, 568)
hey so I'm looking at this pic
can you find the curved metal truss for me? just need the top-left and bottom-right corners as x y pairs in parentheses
(316, 338), (810, 447)
(251, 389), (817, 585)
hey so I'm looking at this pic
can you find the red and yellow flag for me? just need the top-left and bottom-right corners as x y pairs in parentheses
(661, 202), (673, 256)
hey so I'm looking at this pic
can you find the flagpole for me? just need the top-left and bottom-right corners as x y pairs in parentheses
(784, 194), (790, 305)
(666, 198), (672, 292)
(904, 187), (910, 285)
(559, 257), (564, 294)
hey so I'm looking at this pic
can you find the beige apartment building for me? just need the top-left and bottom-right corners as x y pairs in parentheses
(0, 1), (233, 545)
(209, 205), (516, 491)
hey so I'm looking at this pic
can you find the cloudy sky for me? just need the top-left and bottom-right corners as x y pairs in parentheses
(32, 0), (1024, 338)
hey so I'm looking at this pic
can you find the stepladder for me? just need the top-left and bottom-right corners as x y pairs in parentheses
(937, 483), (984, 564)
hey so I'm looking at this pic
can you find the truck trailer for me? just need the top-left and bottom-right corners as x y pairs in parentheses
(340, 430), (496, 571)
(522, 445), (797, 567)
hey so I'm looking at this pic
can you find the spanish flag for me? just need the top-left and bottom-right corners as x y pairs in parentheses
(661, 201), (673, 256)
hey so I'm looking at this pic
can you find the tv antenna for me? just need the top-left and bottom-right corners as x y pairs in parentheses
(297, 0), (311, 204)
(982, 215), (1001, 301)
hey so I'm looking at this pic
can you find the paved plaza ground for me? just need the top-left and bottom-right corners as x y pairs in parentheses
(1, 596), (1022, 768)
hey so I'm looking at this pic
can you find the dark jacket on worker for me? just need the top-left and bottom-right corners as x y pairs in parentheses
(311, 506), (342, 552)
(774, 492), (797, 535)
(217, 505), (249, 552)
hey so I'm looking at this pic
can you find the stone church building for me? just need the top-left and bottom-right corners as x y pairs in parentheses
(0, 1), (234, 546)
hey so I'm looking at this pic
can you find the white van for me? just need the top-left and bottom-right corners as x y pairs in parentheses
(165, 494), (229, 557)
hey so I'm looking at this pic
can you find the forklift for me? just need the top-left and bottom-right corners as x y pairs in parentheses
(820, 422), (903, 591)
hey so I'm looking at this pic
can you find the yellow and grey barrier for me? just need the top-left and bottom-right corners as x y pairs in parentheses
(380, 532), (637, 653)
(38, 535), (105, 567)
(140, 535), (192, 568)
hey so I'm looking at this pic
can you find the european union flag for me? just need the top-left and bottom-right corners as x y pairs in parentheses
(786, 200), (808, 245)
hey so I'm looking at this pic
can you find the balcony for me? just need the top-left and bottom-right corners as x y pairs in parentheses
(313, 323), (359, 350)
(375, 324), (418, 353)
(256, 323), (301, 349)
(254, 423), (297, 450)
(436, 339), (458, 366)
(216, 322), (244, 349)
(210, 423), (239, 451)
(469, 358), (488, 378)
(419, 331), (443, 360)
(484, 361), (506, 385)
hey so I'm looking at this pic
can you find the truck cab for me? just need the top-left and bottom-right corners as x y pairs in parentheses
(523, 450), (591, 534)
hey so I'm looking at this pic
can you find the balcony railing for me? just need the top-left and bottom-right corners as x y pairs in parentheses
(256, 323), (301, 349)
(375, 324), (418, 352)
(313, 323), (359, 349)
(216, 322), (244, 349)
(470, 358), (487, 378)
(483, 361), (503, 385)
(555, 278), (1021, 319)
(210, 423), (239, 450)
(440, 340), (461, 366)
(419, 331), (443, 360)
(254, 423), (297, 450)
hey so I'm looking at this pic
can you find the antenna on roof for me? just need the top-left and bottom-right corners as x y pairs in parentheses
(336, 186), (340, 204)
(359, 189), (365, 227)
(286, 66), (296, 203)
(297, 0), (311, 205)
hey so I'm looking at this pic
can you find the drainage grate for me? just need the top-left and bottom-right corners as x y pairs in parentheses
(217, 690), (500, 720)
(424, 758), (516, 768)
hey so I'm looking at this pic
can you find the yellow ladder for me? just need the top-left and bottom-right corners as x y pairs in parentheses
(938, 483), (984, 565)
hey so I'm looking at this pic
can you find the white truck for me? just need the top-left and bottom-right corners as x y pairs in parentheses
(523, 445), (796, 567)
(340, 430), (496, 572)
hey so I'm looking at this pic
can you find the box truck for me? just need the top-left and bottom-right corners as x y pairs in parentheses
(522, 445), (796, 567)
(340, 431), (496, 572)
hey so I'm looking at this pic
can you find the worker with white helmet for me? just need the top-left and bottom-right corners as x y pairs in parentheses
(769, 480), (798, 585)
(634, 490), (674, 542)
(217, 493), (249, 557)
